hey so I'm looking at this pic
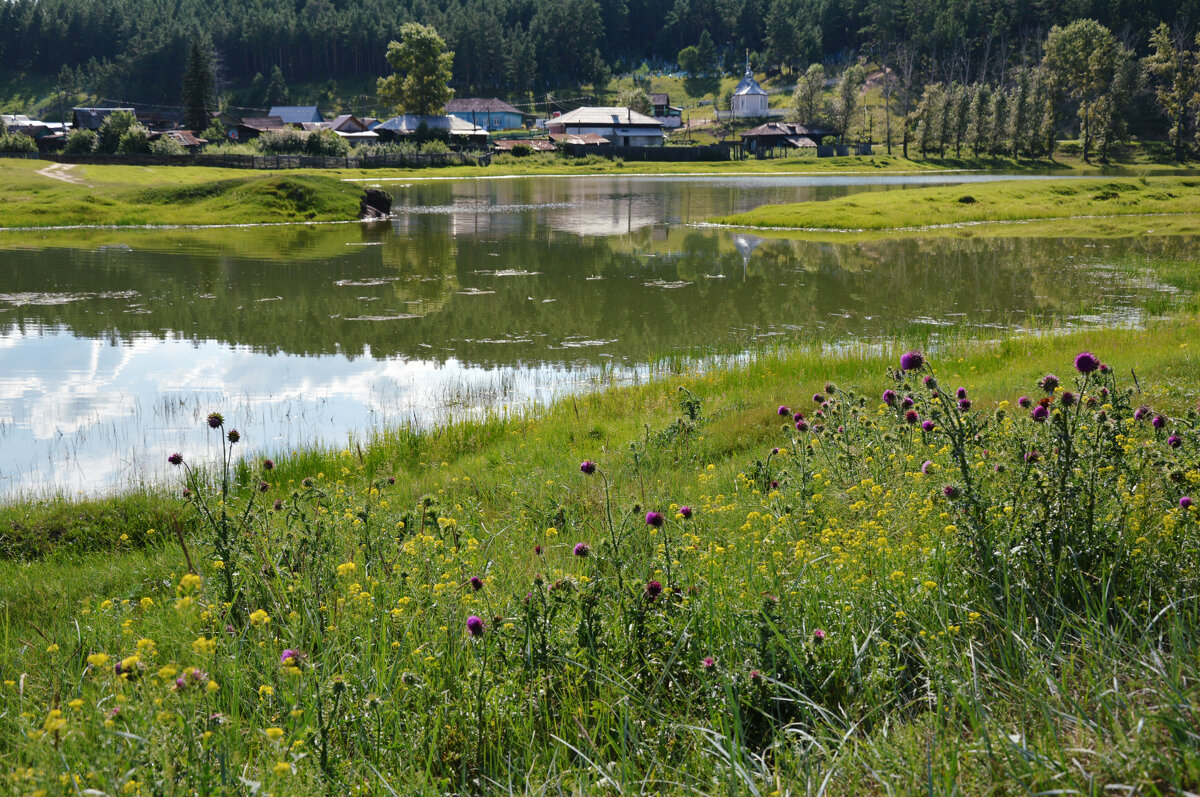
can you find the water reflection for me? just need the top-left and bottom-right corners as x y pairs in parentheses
(0, 175), (1190, 495)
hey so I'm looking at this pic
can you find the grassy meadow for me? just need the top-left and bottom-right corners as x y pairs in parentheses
(3, 317), (1200, 794)
(712, 175), (1200, 231)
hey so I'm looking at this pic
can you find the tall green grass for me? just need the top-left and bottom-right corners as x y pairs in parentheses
(1, 320), (1198, 794)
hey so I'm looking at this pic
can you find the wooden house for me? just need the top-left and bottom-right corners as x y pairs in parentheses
(445, 98), (528, 131)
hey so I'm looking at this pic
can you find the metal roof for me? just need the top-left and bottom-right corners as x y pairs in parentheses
(446, 98), (525, 115)
(548, 106), (662, 128)
(268, 105), (323, 124)
(732, 68), (767, 97)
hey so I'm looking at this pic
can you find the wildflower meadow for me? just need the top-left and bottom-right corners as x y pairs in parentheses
(2, 339), (1200, 795)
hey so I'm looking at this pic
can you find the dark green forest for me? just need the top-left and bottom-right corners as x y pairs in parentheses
(2, 0), (1199, 105)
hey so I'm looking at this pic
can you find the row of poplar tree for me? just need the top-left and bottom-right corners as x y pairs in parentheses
(795, 20), (1200, 161)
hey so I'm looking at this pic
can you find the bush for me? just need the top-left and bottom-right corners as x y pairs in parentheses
(97, 110), (138, 153)
(509, 143), (532, 157)
(256, 129), (308, 155)
(149, 136), (186, 156)
(419, 138), (450, 154)
(63, 128), (98, 154)
(304, 128), (349, 157)
(201, 120), (227, 144)
(0, 130), (36, 153)
(116, 126), (151, 154)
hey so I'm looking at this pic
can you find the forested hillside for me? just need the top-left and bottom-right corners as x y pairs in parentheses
(2, 0), (1198, 104)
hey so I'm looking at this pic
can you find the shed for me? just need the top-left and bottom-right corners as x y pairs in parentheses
(231, 116), (286, 141)
(493, 138), (557, 152)
(740, 122), (835, 154)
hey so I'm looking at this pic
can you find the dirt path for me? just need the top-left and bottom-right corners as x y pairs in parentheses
(37, 162), (89, 186)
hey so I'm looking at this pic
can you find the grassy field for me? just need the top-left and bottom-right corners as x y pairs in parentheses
(2, 316), (1200, 794)
(713, 175), (1200, 231)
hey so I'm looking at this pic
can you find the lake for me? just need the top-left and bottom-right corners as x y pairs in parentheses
(0, 173), (1191, 496)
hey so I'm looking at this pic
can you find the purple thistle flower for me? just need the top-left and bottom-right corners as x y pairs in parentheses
(1031, 405), (1049, 422)
(943, 485), (960, 499)
(1074, 351), (1100, 374)
(770, 480), (779, 489)
(777, 405), (790, 416)
(1168, 434), (1182, 449)
(644, 580), (663, 600)
(1181, 496), (1193, 509)
(273, 499), (283, 511)
(958, 398), (971, 411)
(902, 396), (915, 409)
(1153, 415), (1166, 429)
(679, 506), (693, 519)
(646, 511), (665, 527)
(812, 628), (826, 644)
(923, 375), (937, 388)
(921, 460), (933, 475)
(1039, 374), (1059, 394)
(1060, 391), (1076, 408)
(470, 576), (484, 591)
(206, 412), (224, 429)
(258, 481), (269, 493)
(824, 382), (836, 395)
(175, 677), (187, 691)
(263, 458), (274, 471)
(1134, 405), (1150, 421)
(900, 351), (925, 371)
(956, 387), (967, 400)
(466, 615), (485, 637)
(573, 542), (590, 557)
(579, 460), (597, 475)
(168, 452), (183, 466)
(1018, 396), (1032, 409)
(922, 420), (935, 432)
(702, 656), (715, 670)
(226, 428), (240, 444)
(882, 389), (897, 406)
(534, 544), (543, 555)
(905, 410), (920, 425)
(796, 420), (809, 432)
(1025, 451), (1041, 464)
(813, 393), (824, 403)
(280, 649), (300, 665)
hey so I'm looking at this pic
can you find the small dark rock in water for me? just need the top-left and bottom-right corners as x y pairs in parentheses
(359, 188), (393, 220)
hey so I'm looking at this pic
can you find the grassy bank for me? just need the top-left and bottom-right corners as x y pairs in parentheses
(712, 175), (1200, 231)
(0, 159), (363, 227)
(2, 316), (1199, 793)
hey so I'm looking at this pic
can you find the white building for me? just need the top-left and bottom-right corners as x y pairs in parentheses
(731, 62), (769, 118)
(546, 106), (665, 146)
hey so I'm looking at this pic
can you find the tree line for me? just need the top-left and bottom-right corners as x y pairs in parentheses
(3, 0), (1199, 103)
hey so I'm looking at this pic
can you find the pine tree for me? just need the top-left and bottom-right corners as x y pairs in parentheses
(265, 66), (289, 107)
(181, 40), (215, 132)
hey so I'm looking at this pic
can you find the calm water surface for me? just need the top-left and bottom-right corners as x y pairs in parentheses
(0, 174), (1190, 496)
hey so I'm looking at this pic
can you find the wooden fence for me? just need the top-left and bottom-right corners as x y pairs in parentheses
(559, 143), (738, 161)
(22, 151), (492, 169)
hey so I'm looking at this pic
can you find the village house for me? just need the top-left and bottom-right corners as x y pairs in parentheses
(374, 114), (490, 147)
(493, 138), (557, 153)
(546, 106), (665, 146)
(650, 93), (683, 129)
(228, 115), (286, 142)
(310, 114), (379, 142)
(445, 98), (528, 132)
(730, 63), (769, 118)
(72, 107), (135, 131)
(268, 105), (323, 125)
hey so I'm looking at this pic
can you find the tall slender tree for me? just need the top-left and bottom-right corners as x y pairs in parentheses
(182, 40), (215, 132)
